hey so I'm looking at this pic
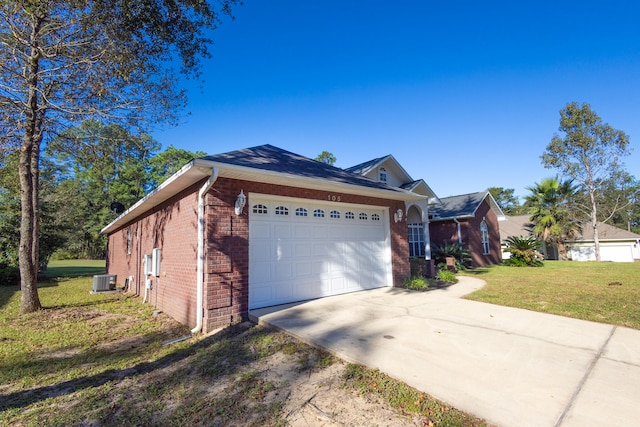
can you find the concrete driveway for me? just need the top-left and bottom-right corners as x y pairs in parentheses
(250, 277), (640, 427)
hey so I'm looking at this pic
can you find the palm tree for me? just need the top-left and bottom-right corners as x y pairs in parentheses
(524, 177), (580, 260)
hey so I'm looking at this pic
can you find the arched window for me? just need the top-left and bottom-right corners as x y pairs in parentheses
(481, 219), (490, 255)
(252, 204), (268, 214)
(275, 206), (289, 216)
(295, 207), (308, 217)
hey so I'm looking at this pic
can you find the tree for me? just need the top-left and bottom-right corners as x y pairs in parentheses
(148, 145), (207, 189)
(596, 171), (640, 233)
(0, 151), (67, 269)
(315, 151), (337, 166)
(47, 121), (162, 258)
(525, 177), (580, 260)
(0, 0), (237, 313)
(488, 187), (522, 215)
(542, 102), (631, 261)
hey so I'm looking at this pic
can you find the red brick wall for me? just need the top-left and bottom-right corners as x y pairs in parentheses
(107, 184), (201, 327)
(428, 200), (502, 267)
(107, 176), (410, 332)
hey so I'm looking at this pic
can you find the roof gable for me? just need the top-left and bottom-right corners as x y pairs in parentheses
(345, 154), (413, 185)
(430, 191), (505, 221)
(400, 179), (441, 205)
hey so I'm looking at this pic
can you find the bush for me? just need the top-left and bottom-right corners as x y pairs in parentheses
(0, 265), (20, 286)
(435, 269), (457, 283)
(403, 276), (430, 291)
(432, 242), (471, 270)
(504, 236), (544, 267)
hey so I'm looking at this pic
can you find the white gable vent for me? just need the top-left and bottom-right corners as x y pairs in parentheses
(93, 274), (117, 292)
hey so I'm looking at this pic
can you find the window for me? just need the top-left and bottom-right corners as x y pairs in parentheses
(371, 213), (380, 221)
(126, 228), (132, 255)
(379, 167), (387, 183)
(408, 224), (424, 257)
(345, 211), (355, 219)
(275, 206), (289, 216)
(295, 207), (308, 217)
(313, 209), (325, 218)
(253, 204), (268, 214)
(330, 210), (340, 219)
(481, 219), (490, 255)
(359, 213), (368, 220)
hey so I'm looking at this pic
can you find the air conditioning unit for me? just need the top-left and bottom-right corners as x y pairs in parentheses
(93, 274), (117, 292)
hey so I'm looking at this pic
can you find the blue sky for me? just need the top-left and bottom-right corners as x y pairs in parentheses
(153, 1), (640, 201)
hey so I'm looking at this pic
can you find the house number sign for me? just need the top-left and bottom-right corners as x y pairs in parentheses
(327, 195), (342, 202)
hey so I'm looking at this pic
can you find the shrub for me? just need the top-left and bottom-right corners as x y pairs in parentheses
(435, 269), (457, 283)
(403, 276), (430, 291)
(432, 242), (471, 270)
(0, 265), (20, 286)
(503, 236), (544, 267)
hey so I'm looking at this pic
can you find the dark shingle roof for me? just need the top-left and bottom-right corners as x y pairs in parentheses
(200, 144), (403, 192)
(343, 156), (389, 175)
(429, 192), (489, 220)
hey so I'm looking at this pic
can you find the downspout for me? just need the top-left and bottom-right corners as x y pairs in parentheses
(453, 218), (462, 245)
(191, 167), (219, 335)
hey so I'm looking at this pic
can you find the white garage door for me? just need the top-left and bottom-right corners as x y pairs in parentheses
(600, 244), (634, 262)
(249, 194), (392, 309)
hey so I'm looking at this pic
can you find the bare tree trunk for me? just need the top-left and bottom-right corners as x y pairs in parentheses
(19, 134), (42, 314)
(557, 240), (568, 260)
(589, 189), (601, 262)
(19, 21), (43, 314)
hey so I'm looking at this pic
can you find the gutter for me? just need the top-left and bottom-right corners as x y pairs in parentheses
(191, 167), (219, 335)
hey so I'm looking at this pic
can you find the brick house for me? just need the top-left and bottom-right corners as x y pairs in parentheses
(428, 192), (505, 267)
(345, 157), (504, 268)
(102, 145), (424, 333)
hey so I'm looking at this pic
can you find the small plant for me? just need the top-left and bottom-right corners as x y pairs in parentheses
(435, 269), (457, 283)
(503, 236), (544, 267)
(403, 276), (430, 290)
(432, 242), (471, 270)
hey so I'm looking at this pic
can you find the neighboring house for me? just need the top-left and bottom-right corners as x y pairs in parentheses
(102, 145), (424, 333)
(428, 192), (505, 267)
(500, 215), (640, 262)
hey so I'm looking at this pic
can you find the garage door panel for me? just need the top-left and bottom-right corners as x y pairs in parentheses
(275, 262), (292, 279)
(249, 196), (391, 309)
(274, 224), (291, 239)
(295, 262), (313, 277)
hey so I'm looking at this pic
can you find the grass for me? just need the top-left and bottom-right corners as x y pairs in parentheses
(461, 261), (640, 329)
(44, 259), (106, 278)
(0, 263), (487, 426)
(343, 364), (486, 427)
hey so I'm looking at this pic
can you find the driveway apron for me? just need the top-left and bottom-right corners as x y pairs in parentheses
(250, 277), (640, 427)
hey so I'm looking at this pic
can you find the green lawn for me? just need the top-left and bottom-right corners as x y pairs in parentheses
(45, 259), (106, 278)
(0, 264), (486, 426)
(461, 261), (640, 329)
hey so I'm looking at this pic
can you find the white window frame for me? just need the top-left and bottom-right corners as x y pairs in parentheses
(379, 167), (388, 183)
(481, 219), (490, 255)
(408, 223), (424, 257)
